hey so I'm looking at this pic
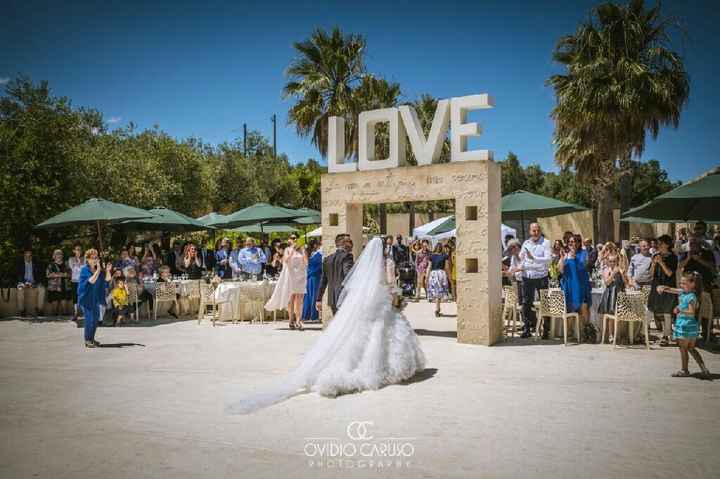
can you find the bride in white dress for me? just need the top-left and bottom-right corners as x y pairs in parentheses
(227, 237), (426, 414)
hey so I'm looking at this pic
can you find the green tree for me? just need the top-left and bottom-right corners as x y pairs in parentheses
(0, 77), (101, 277)
(497, 152), (526, 195)
(548, 0), (689, 242)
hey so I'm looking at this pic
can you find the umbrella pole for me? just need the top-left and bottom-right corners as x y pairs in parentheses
(520, 213), (525, 243)
(97, 220), (104, 253)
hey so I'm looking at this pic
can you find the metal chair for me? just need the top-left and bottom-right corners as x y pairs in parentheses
(198, 282), (228, 326)
(544, 288), (580, 345)
(602, 291), (649, 349)
(245, 282), (266, 324)
(154, 282), (178, 321)
(534, 289), (557, 340)
(183, 280), (201, 317)
(126, 282), (149, 321)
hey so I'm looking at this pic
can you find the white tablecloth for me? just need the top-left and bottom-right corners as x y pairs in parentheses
(213, 281), (276, 322)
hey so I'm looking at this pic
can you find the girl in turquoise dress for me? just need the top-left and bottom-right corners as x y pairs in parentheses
(657, 272), (710, 378)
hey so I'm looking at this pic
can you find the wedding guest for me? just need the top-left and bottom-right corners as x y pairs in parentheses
(518, 223), (552, 338)
(504, 239), (524, 300)
(648, 235), (678, 345)
(167, 241), (184, 276)
(679, 238), (717, 339)
(126, 243), (140, 269)
(265, 240), (283, 278)
(236, 237), (267, 280)
(198, 238), (215, 271)
(124, 266), (149, 320)
(265, 235), (307, 330)
(629, 239), (653, 289)
(260, 236), (273, 275)
(392, 234), (410, 266)
(680, 238), (716, 289)
(386, 241), (397, 285)
(114, 247), (136, 273)
(229, 238), (244, 279)
(301, 239), (323, 322)
(712, 233), (720, 268)
(584, 238), (598, 276)
(558, 235), (592, 337)
(410, 239), (422, 265)
(215, 238), (233, 279)
(414, 240), (430, 300)
(45, 249), (71, 317)
(597, 254), (630, 343)
(284, 234), (308, 330)
(77, 249), (112, 347)
(649, 238), (658, 255)
(139, 243), (157, 279)
(427, 243), (451, 317)
(15, 248), (46, 317)
(68, 243), (84, 321)
(110, 276), (129, 327)
(450, 241), (457, 301)
(182, 243), (204, 280)
(549, 239), (564, 284)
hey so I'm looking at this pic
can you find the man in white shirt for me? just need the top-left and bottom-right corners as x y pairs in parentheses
(516, 223), (552, 338)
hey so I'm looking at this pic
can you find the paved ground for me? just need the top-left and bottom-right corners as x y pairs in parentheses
(1, 302), (719, 479)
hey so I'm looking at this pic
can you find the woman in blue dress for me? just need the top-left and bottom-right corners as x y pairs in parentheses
(77, 249), (113, 348)
(301, 239), (323, 322)
(558, 235), (592, 332)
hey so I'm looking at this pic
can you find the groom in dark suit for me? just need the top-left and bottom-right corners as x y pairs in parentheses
(316, 234), (355, 316)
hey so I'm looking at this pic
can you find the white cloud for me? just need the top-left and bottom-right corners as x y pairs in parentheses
(0, 77), (10, 85)
(107, 116), (122, 124)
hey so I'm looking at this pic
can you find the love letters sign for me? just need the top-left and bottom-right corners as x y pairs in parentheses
(328, 93), (494, 173)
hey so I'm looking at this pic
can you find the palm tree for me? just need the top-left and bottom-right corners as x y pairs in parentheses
(548, 0), (689, 242)
(283, 27), (366, 158)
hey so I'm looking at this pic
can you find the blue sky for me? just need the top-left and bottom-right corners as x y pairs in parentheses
(2, 0), (717, 181)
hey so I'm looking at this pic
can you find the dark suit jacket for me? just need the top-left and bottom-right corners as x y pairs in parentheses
(15, 259), (46, 286)
(316, 249), (354, 312)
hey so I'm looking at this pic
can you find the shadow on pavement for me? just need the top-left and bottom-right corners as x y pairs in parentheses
(98, 343), (146, 348)
(400, 368), (438, 385)
(414, 329), (457, 339)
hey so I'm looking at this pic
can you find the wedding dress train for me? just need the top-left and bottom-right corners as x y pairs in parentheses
(227, 237), (426, 414)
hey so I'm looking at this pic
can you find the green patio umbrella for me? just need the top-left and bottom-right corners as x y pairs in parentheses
(35, 198), (154, 251)
(232, 223), (299, 234)
(119, 207), (210, 232)
(501, 190), (588, 240)
(208, 203), (306, 229)
(621, 168), (720, 222)
(196, 212), (227, 227)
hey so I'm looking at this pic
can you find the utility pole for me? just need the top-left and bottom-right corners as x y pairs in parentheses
(243, 123), (247, 155)
(271, 114), (277, 159)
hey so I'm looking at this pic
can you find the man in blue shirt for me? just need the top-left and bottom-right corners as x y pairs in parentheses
(234, 237), (267, 280)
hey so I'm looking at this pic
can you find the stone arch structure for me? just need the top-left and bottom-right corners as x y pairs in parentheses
(320, 160), (502, 346)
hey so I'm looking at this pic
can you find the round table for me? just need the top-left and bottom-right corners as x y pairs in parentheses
(213, 280), (276, 322)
